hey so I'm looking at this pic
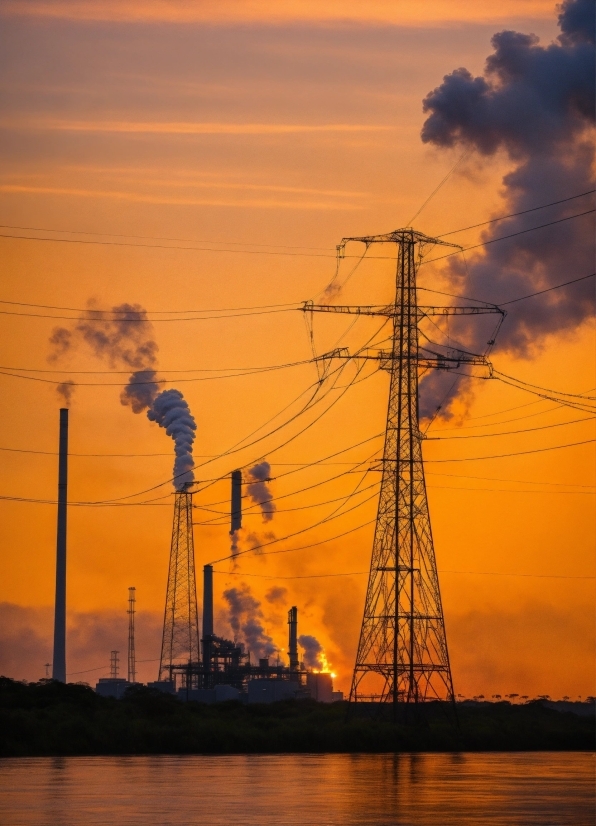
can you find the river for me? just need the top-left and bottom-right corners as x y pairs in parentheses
(0, 752), (593, 825)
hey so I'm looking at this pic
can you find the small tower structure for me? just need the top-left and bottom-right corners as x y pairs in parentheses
(159, 488), (200, 682)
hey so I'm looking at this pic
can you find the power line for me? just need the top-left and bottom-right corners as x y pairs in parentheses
(0, 299), (298, 315)
(1, 205), (592, 266)
(420, 209), (595, 267)
(425, 438), (595, 463)
(437, 188), (595, 238)
(426, 470), (595, 489)
(426, 415), (595, 440)
(208, 491), (379, 565)
(0, 357), (315, 387)
(500, 273), (595, 306)
(0, 224), (331, 253)
(213, 567), (596, 581)
(2, 187), (592, 260)
(0, 306), (298, 322)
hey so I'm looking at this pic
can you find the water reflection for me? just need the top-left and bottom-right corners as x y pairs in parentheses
(0, 753), (593, 826)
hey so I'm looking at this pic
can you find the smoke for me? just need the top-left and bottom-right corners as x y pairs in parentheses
(56, 380), (76, 406)
(147, 389), (197, 490)
(265, 586), (288, 604)
(298, 634), (325, 670)
(418, 0), (595, 416)
(246, 461), (276, 522)
(223, 583), (276, 660)
(47, 300), (198, 487)
(244, 530), (276, 554)
(48, 301), (161, 412)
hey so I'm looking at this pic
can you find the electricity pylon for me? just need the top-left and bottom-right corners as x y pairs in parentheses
(159, 488), (200, 680)
(304, 228), (504, 713)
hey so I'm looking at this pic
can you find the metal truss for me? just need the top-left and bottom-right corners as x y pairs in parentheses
(306, 228), (504, 712)
(159, 489), (200, 680)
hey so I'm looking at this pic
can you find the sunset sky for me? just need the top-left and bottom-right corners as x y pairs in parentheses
(0, 0), (594, 699)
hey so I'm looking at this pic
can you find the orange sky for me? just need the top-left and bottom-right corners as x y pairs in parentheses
(0, 0), (594, 699)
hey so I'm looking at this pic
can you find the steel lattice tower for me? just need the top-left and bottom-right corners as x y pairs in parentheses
(304, 228), (503, 712)
(159, 489), (200, 680)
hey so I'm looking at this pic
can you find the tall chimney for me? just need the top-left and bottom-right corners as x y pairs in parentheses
(203, 564), (214, 637)
(231, 469), (242, 534)
(127, 587), (136, 683)
(288, 606), (299, 671)
(52, 408), (68, 682)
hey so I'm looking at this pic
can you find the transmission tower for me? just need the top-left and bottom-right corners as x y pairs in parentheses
(304, 228), (503, 713)
(159, 488), (200, 680)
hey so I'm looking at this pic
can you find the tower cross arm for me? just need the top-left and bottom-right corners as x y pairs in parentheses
(420, 305), (505, 317)
(302, 301), (505, 318)
(302, 301), (393, 316)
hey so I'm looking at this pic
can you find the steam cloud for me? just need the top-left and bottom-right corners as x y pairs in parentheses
(298, 634), (325, 670)
(223, 583), (276, 660)
(147, 389), (197, 490)
(48, 301), (197, 488)
(418, 0), (595, 417)
(246, 461), (276, 521)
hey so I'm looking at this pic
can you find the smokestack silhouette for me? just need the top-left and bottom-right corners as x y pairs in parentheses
(52, 408), (68, 683)
(288, 606), (299, 671)
(203, 564), (214, 637)
(231, 469), (242, 533)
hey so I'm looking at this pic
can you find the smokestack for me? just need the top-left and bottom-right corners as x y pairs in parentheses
(288, 606), (299, 671)
(203, 564), (214, 637)
(52, 408), (68, 682)
(231, 469), (242, 533)
(127, 587), (136, 683)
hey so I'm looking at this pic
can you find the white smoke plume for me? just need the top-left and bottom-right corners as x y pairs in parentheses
(246, 461), (276, 522)
(147, 389), (197, 490)
(223, 583), (276, 660)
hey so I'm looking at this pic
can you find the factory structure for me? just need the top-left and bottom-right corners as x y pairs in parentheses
(51, 409), (341, 704)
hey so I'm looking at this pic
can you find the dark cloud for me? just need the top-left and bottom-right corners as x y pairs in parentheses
(419, 0), (595, 417)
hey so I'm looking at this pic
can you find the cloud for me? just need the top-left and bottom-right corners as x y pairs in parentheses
(0, 119), (391, 135)
(0, 603), (162, 684)
(0, 184), (364, 211)
(0, 0), (556, 26)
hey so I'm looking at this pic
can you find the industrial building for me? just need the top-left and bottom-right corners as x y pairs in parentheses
(47, 410), (341, 705)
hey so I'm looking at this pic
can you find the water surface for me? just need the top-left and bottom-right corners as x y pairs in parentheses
(0, 752), (593, 825)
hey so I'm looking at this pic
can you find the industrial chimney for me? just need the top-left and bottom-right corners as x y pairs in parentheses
(288, 606), (299, 672)
(203, 564), (214, 637)
(52, 408), (68, 682)
(127, 587), (136, 684)
(231, 469), (242, 534)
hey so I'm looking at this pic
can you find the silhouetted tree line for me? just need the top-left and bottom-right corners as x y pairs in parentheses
(0, 677), (593, 757)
